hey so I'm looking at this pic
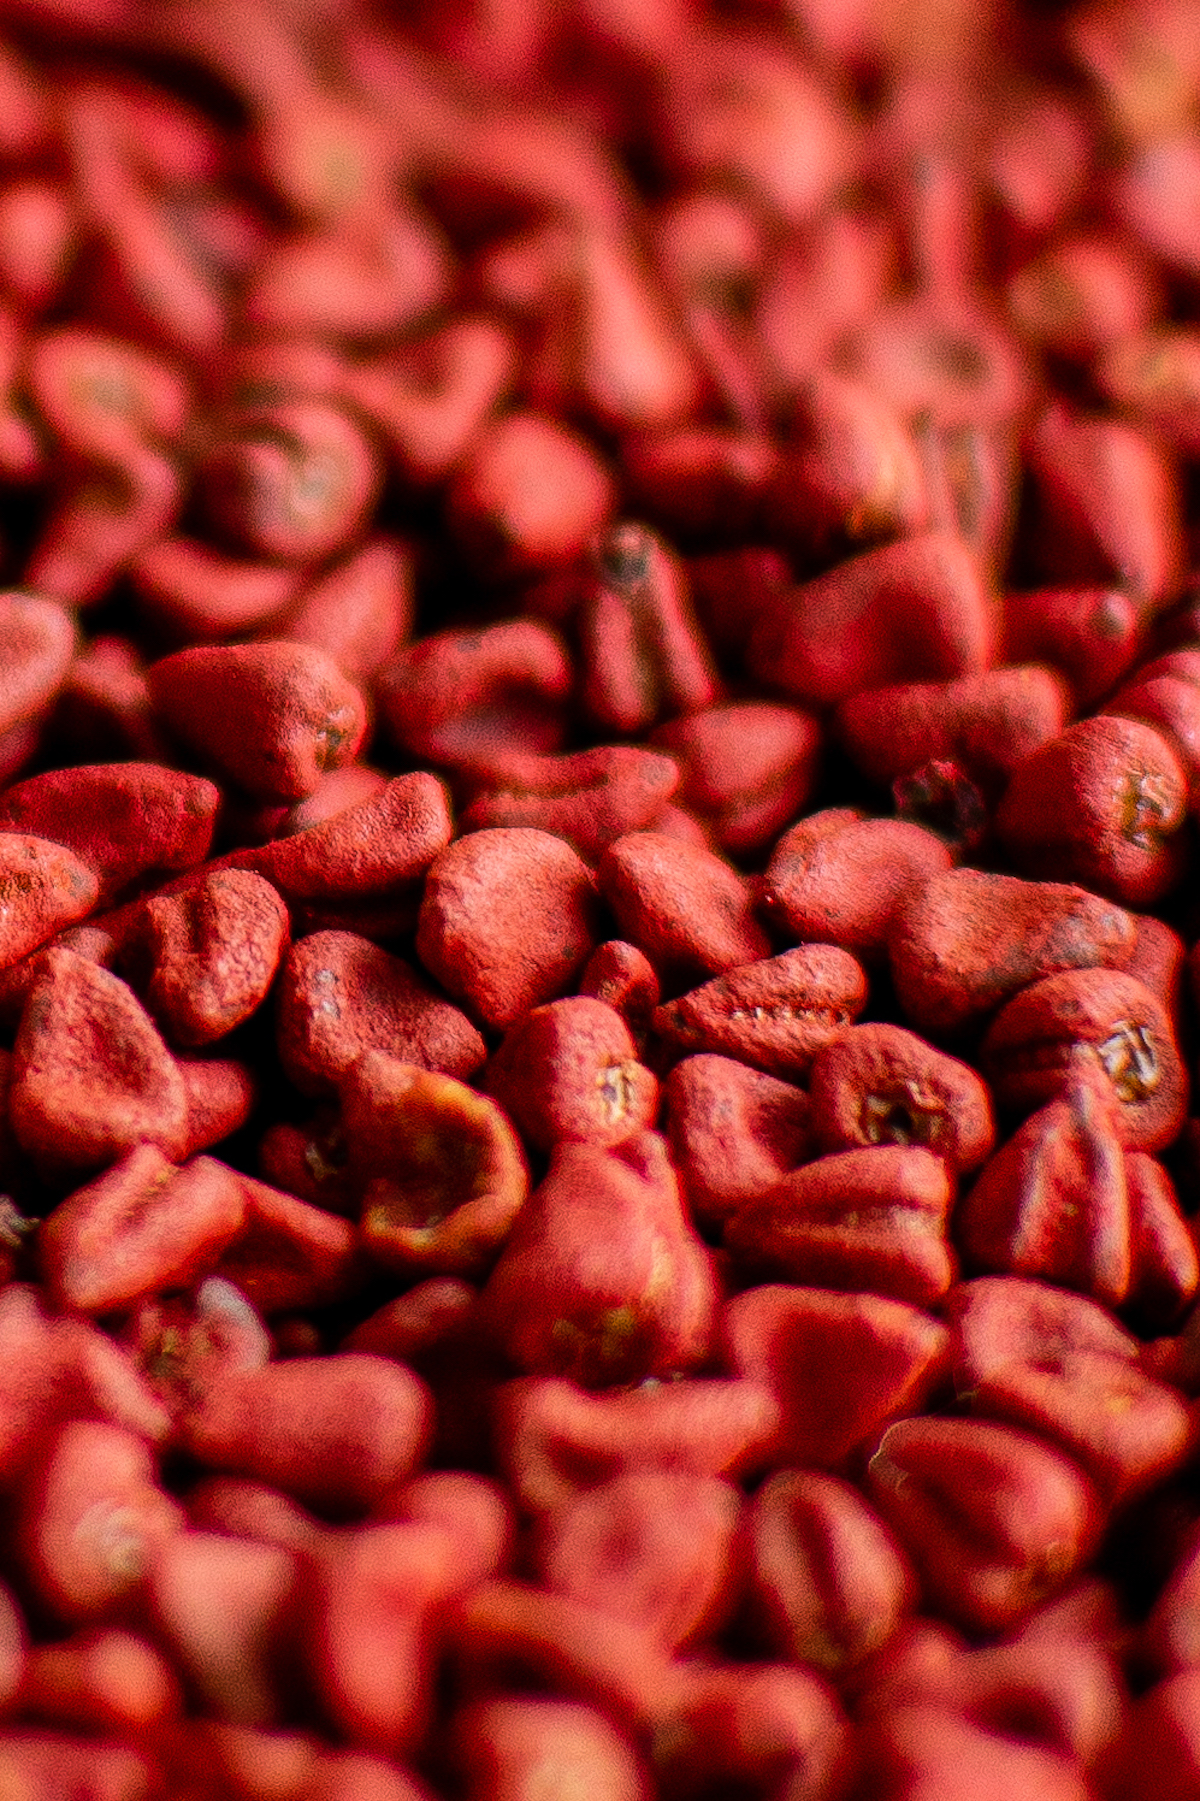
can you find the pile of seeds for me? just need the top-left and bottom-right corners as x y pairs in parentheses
(0, 0), (1198, 1796)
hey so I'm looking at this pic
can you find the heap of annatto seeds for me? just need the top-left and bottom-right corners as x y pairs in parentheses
(3, 0), (1200, 1794)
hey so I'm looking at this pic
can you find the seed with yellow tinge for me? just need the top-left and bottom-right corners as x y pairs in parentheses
(341, 1049), (529, 1277)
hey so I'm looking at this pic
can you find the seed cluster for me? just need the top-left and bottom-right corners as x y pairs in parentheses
(0, 1), (1197, 1798)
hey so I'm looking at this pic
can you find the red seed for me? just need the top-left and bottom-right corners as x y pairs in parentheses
(416, 828), (599, 1032)
(342, 1051), (529, 1278)
(536, 1470), (740, 1652)
(12, 949), (190, 1173)
(599, 830), (770, 984)
(180, 1354), (432, 1515)
(722, 1285), (950, 1468)
(666, 1053), (812, 1231)
(481, 1132), (717, 1388)
(486, 997), (658, 1153)
(747, 531), (997, 705)
(147, 641), (368, 803)
(18, 1419), (185, 1625)
(808, 1023), (995, 1172)
(0, 833), (98, 968)
(740, 1470), (915, 1674)
(446, 410), (615, 578)
(725, 1144), (957, 1307)
(277, 930), (486, 1095)
(495, 1375), (781, 1516)
(378, 619), (572, 776)
(651, 944), (868, 1080)
(761, 811), (953, 966)
(889, 867), (1138, 1036)
(0, 762), (219, 905)
(134, 869), (289, 1047)
(866, 1415), (1101, 1634)
(41, 1145), (246, 1315)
